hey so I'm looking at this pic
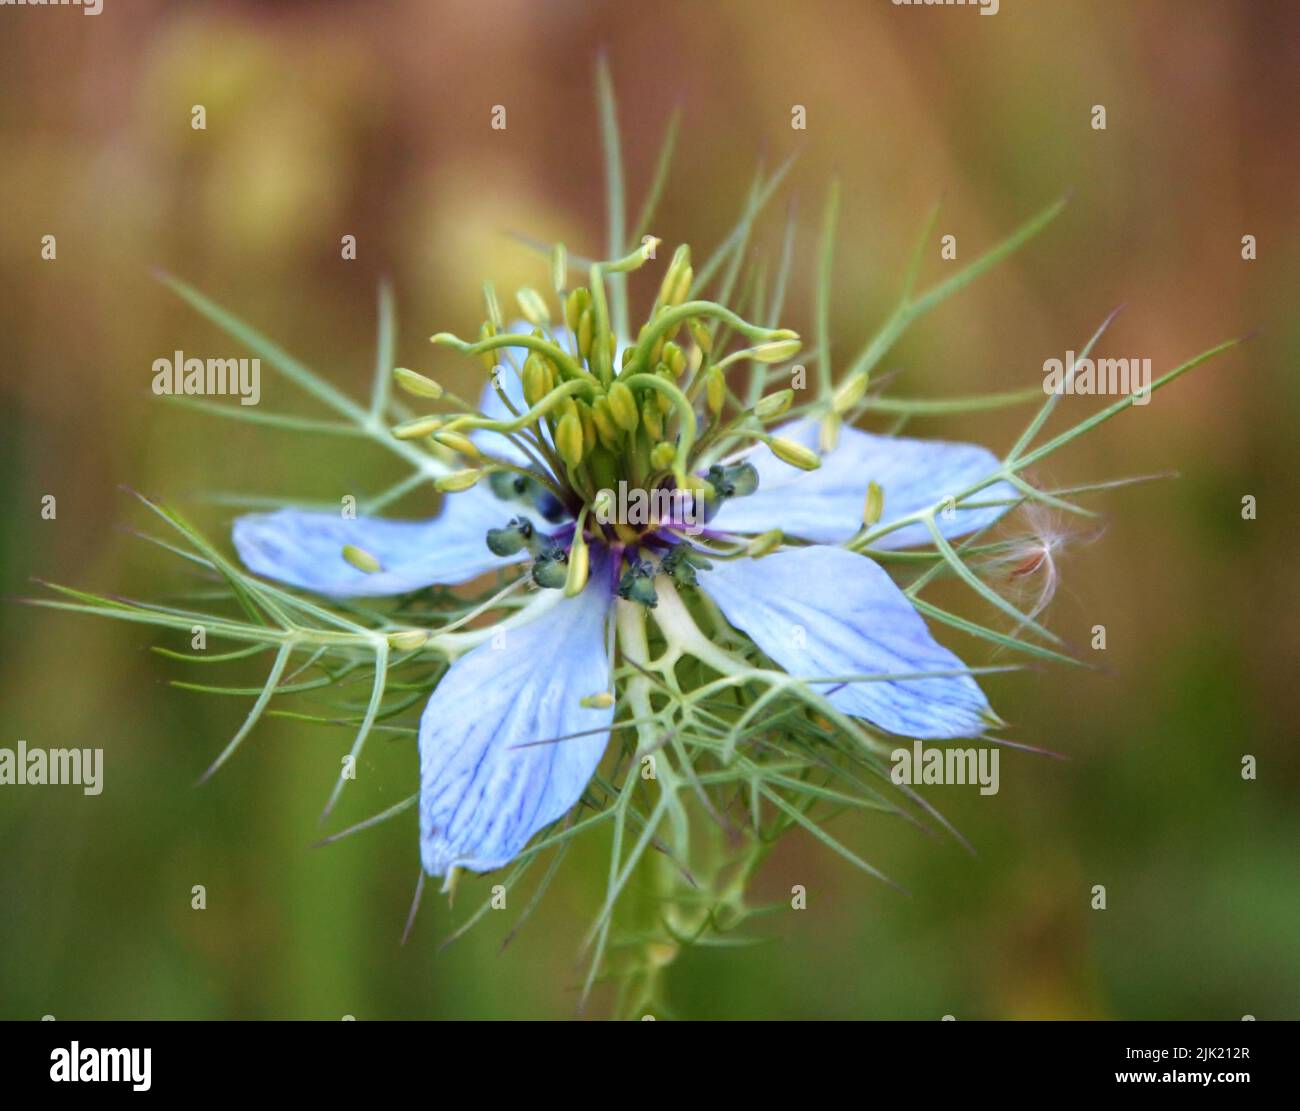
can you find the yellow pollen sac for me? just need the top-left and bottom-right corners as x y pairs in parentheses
(768, 437), (821, 471)
(754, 388), (794, 420)
(434, 430), (482, 459)
(564, 287), (590, 333)
(863, 480), (885, 527)
(391, 415), (444, 440)
(591, 398), (621, 449)
(516, 287), (550, 326)
(435, 469), (482, 492)
(392, 367), (444, 399)
(555, 410), (586, 468)
(649, 441), (676, 470)
(832, 372), (869, 414)
(745, 530), (783, 558)
(606, 381), (640, 431)
(341, 544), (382, 573)
(580, 691), (614, 709)
(641, 397), (663, 440)
(564, 533), (590, 596)
(388, 628), (430, 651)
(706, 367), (725, 417)
(748, 336), (802, 363)
(522, 354), (555, 408)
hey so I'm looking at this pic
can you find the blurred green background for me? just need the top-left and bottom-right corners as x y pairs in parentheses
(2, 0), (1297, 1020)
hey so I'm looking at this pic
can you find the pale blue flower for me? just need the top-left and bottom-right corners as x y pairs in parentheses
(232, 365), (1011, 879)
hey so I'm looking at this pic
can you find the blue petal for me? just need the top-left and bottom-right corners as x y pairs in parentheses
(708, 419), (1017, 548)
(232, 482), (531, 597)
(419, 569), (614, 876)
(698, 545), (993, 738)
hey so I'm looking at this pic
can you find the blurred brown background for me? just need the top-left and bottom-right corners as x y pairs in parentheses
(1, 0), (1297, 1019)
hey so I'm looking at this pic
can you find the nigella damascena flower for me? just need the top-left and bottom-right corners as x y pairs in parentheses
(231, 270), (1014, 880)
